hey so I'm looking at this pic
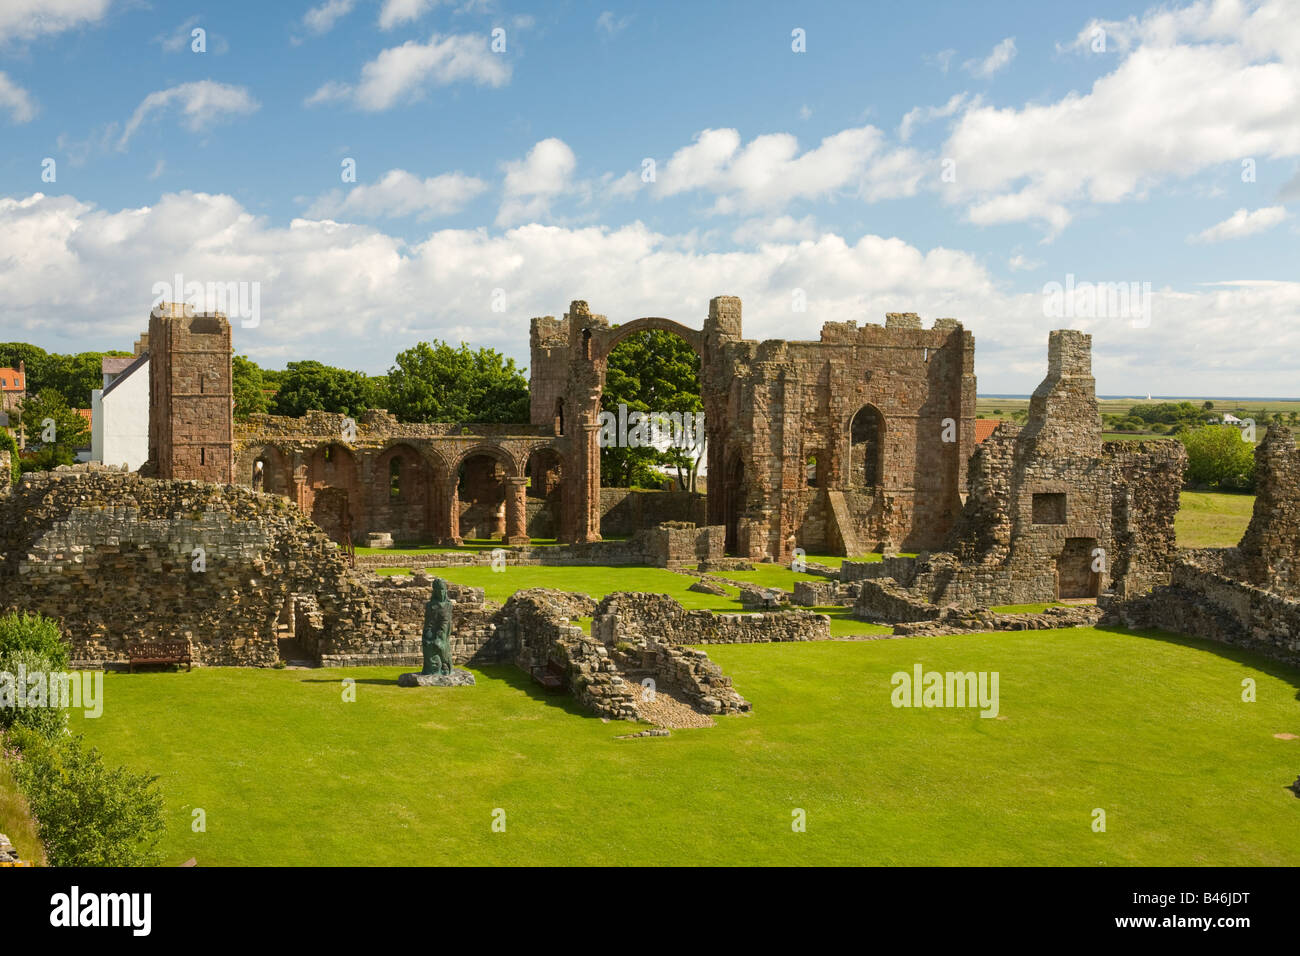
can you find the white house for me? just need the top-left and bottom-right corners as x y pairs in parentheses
(1222, 413), (1244, 425)
(91, 354), (150, 471)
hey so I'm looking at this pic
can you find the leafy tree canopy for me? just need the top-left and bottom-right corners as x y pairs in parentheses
(269, 360), (381, 418)
(600, 329), (703, 490)
(384, 341), (529, 424)
(1179, 424), (1256, 491)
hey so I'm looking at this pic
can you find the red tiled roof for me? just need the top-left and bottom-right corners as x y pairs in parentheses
(974, 418), (1002, 443)
(76, 409), (93, 425)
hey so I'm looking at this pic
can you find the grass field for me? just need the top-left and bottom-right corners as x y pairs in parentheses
(1175, 491), (1255, 549)
(71, 627), (1300, 866)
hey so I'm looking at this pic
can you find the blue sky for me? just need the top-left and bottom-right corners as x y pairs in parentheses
(1, 0), (1297, 394)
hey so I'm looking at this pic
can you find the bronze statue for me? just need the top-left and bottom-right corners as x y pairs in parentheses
(421, 578), (454, 676)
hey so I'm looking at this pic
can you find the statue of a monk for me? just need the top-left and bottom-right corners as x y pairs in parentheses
(420, 578), (454, 676)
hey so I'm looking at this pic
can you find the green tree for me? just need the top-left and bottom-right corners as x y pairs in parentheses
(384, 341), (529, 423)
(0, 428), (18, 484)
(601, 330), (703, 490)
(0, 343), (53, 394)
(1179, 425), (1256, 490)
(270, 361), (380, 418)
(232, 355), (270, 420)
(16, 389), (90, 470)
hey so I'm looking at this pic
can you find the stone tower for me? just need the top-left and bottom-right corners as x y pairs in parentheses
(148, 303), (235, 483)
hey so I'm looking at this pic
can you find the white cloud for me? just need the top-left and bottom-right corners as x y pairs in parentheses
(898, 93), (971, 142)
(148, 159), (165, 180)
(306, 168), (488, 221)
(497, 138), (577, 226)
(964, 37), (1016, 78)
(3, 189), (1296, 395)
(307, 33), (510, 111)
(118, 81), (258, 149)
(0, 0), (111, 43)
(657, 126), (922, 213)
(378, 0), (439, 31)
(1189, 205), (1290, 242)
(303, 0), (356, 35)
(1007, 253), (1042, 272)
(0, 72), (36, 123)
(942, 1), (1300, 236)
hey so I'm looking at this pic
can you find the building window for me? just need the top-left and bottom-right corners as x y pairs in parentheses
(849, 404), (885, 488)
(389, 457), (402, 499)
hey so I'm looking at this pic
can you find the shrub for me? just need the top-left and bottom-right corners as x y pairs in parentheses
(0, 647), (68, 740)
(1179, 425), (1257, 490)
(0, 612), (69, 670)
(8, 727), (166, 867)
(0, 429), (17, 485)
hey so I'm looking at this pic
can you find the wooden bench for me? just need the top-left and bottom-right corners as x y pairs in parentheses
(531, 658), (565, 692)
(128, 640), (192, 673)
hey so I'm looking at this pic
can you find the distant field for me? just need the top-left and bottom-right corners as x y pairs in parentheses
(1176, 491), (1255, 549)
(978, 396), (1300, 419)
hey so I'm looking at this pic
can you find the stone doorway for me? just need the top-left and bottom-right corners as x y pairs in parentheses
(1056, 537), (1099, 599)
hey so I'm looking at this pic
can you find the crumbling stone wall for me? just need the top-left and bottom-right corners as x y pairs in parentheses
(592, 592), (830, 645)
(1235, 427), (1300, 596)
(851, 332), (1185, 617)
(1106, 426), (1300, 664)
(0, 465), (394, 666)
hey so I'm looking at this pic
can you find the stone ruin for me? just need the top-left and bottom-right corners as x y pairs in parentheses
(4, 290), (1299, 719)
(846, 331), (1187, 620)
(1109, 426), (1300, 665)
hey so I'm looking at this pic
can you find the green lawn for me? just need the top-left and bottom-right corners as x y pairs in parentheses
(73, 627), (1300, 865)
(430, 564), (745, 611)
(1176, 490), (1256, 549)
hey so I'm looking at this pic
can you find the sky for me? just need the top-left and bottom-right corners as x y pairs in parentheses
(0, 0), (1297, 395)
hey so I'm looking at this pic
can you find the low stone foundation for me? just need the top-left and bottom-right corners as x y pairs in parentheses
(592, 592), (830, 645)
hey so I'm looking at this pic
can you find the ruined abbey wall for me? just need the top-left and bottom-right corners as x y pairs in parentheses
(532, 296), (976, 563)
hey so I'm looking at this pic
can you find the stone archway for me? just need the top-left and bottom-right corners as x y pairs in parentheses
(248, 445), (291, 498)
(305, 443), (362, 545)
(526, 447), (564, 539)
(372, 442), (435, 544)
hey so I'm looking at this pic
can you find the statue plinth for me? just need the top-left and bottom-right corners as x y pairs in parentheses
(398, 669), (475, 688)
